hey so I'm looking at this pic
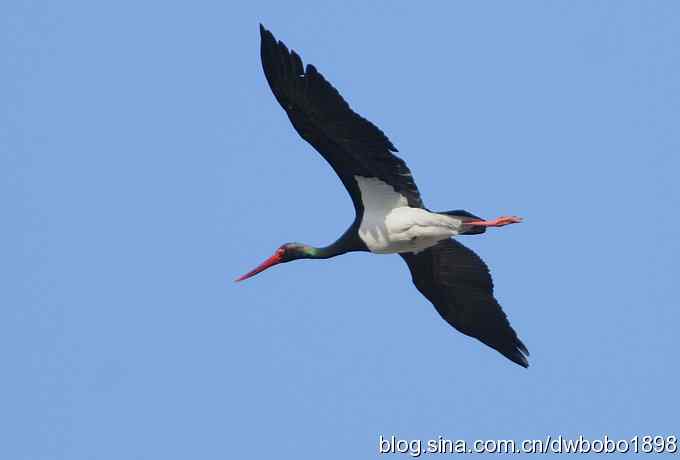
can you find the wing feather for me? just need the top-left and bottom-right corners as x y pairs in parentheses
(259, 25), (423, 211)
(400, 239), (529, 368)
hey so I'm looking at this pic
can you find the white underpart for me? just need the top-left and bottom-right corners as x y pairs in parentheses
(355, 176), (465, 254)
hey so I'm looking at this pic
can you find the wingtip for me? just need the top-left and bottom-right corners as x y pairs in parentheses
(519, 355), (530, 368)
(513, 348), (530, 368)
(259, 23), (273, 41)
(500, 340), (530, 368)
(517, 339), (530, 356)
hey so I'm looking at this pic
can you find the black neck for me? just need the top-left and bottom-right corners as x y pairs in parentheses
(311, 220), (367, 259)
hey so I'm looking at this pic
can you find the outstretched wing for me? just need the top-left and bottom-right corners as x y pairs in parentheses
(259, 24), (424, 213)
(400, 239), (529, 367)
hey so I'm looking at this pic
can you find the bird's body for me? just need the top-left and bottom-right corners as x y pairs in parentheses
(238, 25), (530, 368)
(364, 207), (463, 254)
(355, 175), (468, 254)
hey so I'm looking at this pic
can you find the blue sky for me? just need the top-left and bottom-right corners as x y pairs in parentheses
(3, 1), (679, 458)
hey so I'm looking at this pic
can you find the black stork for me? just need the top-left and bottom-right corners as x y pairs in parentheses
(237, 25), (529, 368)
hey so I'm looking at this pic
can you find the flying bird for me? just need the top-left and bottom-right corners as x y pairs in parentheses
(238, 25), (529, 368)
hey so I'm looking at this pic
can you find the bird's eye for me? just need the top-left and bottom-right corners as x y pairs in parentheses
(277, 247), (286, 257)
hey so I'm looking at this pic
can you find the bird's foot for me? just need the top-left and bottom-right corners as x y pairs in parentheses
(467, 215), (523, 228)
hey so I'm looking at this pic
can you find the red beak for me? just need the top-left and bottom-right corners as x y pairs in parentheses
(235, 252), (284, 282)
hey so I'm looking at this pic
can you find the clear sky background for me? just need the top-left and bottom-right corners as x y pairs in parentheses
(3, 1), (679, 458)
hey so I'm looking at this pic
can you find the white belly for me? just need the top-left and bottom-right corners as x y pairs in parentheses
(354, 176), (464, 254)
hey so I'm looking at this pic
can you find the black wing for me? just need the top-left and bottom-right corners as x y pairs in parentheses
(259, 24), (424, 212)
(400, 239), (529, 368)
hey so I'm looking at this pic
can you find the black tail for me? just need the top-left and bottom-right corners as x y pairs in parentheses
(438, 210), (487, 235)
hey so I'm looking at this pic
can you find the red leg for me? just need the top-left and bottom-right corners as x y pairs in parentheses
(466, 215), (523, 227)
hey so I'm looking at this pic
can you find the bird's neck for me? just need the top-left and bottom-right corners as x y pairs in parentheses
(309, 241), (349, 259)
(305, 221), (366, 259)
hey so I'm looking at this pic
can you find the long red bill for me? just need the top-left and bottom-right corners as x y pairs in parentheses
(235, 252), (283, 282)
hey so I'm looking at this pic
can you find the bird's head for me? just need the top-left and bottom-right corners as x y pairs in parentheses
(235, 243), (315, 282)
